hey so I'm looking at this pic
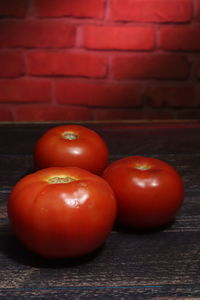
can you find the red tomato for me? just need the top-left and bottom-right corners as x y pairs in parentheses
(103, 156), (184, 229)
(8, 167), (116, 258)
(34, 125), (109, 175)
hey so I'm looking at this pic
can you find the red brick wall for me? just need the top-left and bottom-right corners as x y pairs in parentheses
(0, 0), (200, 121)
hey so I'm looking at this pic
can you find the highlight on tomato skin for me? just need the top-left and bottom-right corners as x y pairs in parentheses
(33, 125), (109, 175)
(7, 167), (117, 259)
(103, 156), (185, 229)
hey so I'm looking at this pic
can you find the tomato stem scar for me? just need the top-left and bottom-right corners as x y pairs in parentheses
(63, 132), (78, 140)
(135, 164), (151, 171)
(48, 176), (76, 184)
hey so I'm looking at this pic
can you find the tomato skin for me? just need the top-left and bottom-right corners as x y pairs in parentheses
(34, 125), (109, 175)
(8, 167), (116, 258)
(103, 156), (184, 229)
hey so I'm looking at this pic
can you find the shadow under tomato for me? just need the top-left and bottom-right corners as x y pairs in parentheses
(113, 218), (175, 235)
(1, 223), (105, 268)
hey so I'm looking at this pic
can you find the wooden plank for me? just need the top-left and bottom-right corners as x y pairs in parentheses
(0, 228), (200, 297)
(0, 155), (33, 189)
(0, 122), (200, 299)
(103, 126), (200, 157)
(0, 153), (199, 191)
(1, 190), (199, 299)
(0, 284), (199, 299)
(1, 123), (200, 156)
(1, 191), (200, 233)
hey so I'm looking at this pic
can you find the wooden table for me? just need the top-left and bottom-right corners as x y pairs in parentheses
(1, 121), (200, 299)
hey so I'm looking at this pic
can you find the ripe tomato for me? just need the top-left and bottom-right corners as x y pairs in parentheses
(103, 156), (184, 229)
(8, 167), (116, 258)
(34, 125), (109, 175)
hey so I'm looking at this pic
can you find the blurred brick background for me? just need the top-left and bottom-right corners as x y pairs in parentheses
(0, 0), (200, 121)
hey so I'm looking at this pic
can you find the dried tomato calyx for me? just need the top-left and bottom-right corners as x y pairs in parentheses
(48, 176), (76, 184)
(63, 132), (78, 140)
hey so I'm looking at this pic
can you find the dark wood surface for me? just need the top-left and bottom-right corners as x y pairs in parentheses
(1, 121), (200, 299)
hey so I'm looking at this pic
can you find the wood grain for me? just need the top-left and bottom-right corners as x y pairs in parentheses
(0, 122), (200, 299)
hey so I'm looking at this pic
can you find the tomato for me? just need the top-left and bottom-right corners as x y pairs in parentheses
(7, 167), (116, 258)
(34, 125), (109, 175)
(103, 156), (184, 229)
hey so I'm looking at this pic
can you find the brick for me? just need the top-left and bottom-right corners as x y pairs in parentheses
(91, 108), (145, 120)
(0, 107), (13, 121)
(111, 0), (192, 23)
(160, 26), (200, 50)
(112, 54), (189, 80)
(15, 105), (91, 121)
(196, 0), (200, 21)
(83, 25), (155, 50)
(56, 80), (143, 107)
(0, 0), (26, 17)
(28, 51), (106, 78)
(0, 21), (75, 48)
(145, 85), (198, 107)
(0, 78), (52, 103)
(34, 0), (104, 18)
(92, 108), (173, 120)
(0, 51), (25, 78)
